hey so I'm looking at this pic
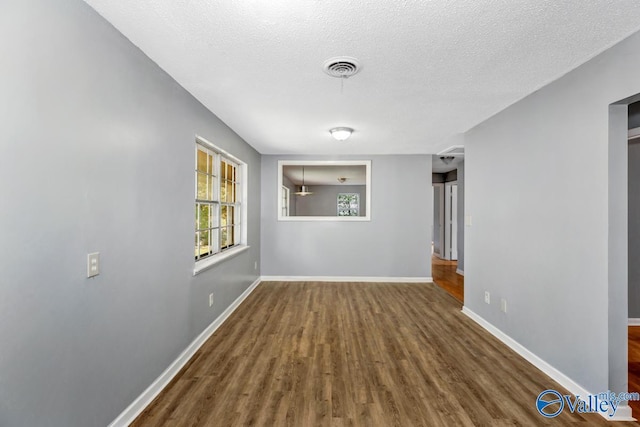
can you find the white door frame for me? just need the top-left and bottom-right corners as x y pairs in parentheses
(445, 181), (458, 261)
(432, 183), (445, 258)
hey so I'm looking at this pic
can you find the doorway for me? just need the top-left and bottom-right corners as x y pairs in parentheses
(628, 104), (640, 418)
(431, 155), (464, 303)
(432, 183), (444, 258)
(609, 97), (640, 420)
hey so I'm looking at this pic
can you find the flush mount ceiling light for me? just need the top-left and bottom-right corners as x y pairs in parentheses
(330, 127), (353, 141)
(440, 156), (455, 165)
(294, 166), (313, 196)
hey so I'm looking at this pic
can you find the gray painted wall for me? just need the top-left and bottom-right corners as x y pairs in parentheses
(295, 185), (367, 216)
(464, 30), (640, 395)
(262, 155), (432, 278)
(456, 161), (465, 272)
(0, 1), (260, 426)
(629, 141), (640, 318)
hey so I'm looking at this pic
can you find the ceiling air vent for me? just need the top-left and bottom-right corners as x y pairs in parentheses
(323, 57), (361, 78)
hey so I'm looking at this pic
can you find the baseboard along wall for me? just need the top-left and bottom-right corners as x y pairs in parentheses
(260, 276), (433, 283)
(462, 307), (634, 421)
(108, 277), (262, 427)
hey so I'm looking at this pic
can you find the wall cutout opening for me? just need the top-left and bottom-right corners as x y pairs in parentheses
(278, 160), (371, 221)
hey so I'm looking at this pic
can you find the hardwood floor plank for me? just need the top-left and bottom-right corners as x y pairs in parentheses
(131, 282), (639, 426)
(431, 255), (464, 303)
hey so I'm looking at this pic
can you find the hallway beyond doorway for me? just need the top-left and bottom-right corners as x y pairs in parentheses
(432, 255), (464, 303)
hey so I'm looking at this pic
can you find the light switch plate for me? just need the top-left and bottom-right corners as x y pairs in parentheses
(87, 252), (100, 278)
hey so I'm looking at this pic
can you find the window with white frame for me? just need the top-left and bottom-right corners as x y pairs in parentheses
(337, 193), (360, 216)
(195, 141), (243, 262)
(281, 186), (290, 217)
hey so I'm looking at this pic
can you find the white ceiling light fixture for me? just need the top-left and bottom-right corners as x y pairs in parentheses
(330, 127), (353, 141)
(324, 56), (357, 142)
(440, 156), (455, 165)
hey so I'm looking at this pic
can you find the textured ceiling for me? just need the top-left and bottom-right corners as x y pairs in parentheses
(83, 0), (640, 155)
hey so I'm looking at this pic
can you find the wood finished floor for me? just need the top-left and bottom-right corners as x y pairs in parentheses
(431, 255), (463, 303)
(630, 326), (640, 419)
(132, 282), (638, 426)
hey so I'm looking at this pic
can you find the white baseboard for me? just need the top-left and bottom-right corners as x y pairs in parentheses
(456, 269), (464, 276)
(462, 307), (636, 422)
(629, 318), (640, 326)
(260, 276), (433, 283)
(610, 404), (635, 421)
(108, 277), (262, 427)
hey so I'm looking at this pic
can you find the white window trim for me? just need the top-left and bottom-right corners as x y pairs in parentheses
(281, 185), (290, 217)
(194, 135), (248, 275)
(277, 160), (371, 221)
(193, 245), (250, 275)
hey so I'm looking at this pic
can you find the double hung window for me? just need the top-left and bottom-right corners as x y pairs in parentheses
(195, 143), (242, 262)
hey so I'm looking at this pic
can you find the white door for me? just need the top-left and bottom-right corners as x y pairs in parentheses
(433, 184), (445, 257)
(445, 182), (458, 261)
(450, 184), (458, 260)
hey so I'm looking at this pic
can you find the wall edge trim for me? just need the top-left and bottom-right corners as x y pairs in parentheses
(462, 307), (635, 421)
(108, 277), (262, 427)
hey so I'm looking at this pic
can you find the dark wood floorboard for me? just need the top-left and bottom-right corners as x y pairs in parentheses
(132, 282), (638, 426)
(431, 255), (464, 303)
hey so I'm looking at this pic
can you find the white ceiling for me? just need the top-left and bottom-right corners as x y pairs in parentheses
(283, 165), (366, 186)
(83, 0), (640, 155)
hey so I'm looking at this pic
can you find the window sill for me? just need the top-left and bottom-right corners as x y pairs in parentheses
(193, 245), (250, 276)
